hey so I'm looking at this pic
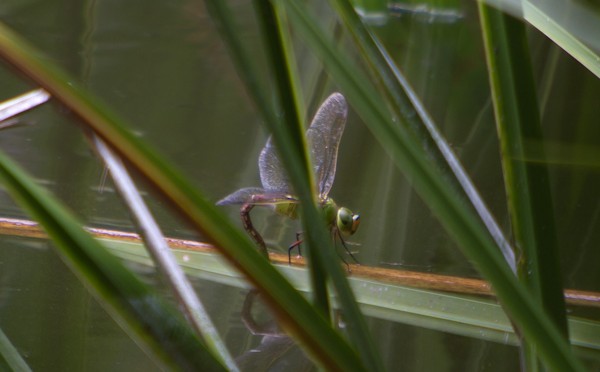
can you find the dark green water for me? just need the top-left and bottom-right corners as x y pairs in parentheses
(0, 0), (598, 370)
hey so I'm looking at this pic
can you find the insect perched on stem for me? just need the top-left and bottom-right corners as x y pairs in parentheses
(217, 93), (360, 264)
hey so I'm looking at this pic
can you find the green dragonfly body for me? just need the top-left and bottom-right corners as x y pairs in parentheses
(217, 93), (360, 261)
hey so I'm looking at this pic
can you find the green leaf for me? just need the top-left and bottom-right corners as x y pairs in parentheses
(0, 21), (365, 371)
(102, 240), (600, 353)
(282, 1), (585, 370)
(483, 0), (600, 78)
(0, 327), (31, 372)
(205, 2), (383, 370)
(0, 150), (226, 371)
(329, 0), (516, 268)
(478, 3), (569, 368)
(251, 0), (331, 315)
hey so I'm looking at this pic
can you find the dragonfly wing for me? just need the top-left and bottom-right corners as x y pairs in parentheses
(216, 187), (266, 205)
(258, 136), (292, 193)
(217, 187), (298, 206)
(305, 93), (348, 198)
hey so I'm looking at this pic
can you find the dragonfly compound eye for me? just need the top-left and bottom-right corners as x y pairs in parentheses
(337, 207), (359, 235)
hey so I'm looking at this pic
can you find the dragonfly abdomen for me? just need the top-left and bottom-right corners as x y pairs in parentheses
(240, 203), (269, 258)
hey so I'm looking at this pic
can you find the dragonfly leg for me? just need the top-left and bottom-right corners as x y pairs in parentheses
(288, 239), (303, 265)
(241, 203), (269, 259)
(336, 229), (359, 264)
(329, 230), (350, 271)
(295, 232), (303, 257)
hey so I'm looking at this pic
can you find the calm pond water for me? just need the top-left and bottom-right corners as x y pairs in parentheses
(0, 0), (598, 370)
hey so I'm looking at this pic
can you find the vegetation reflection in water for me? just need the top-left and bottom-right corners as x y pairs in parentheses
(217, 93), (360, 263)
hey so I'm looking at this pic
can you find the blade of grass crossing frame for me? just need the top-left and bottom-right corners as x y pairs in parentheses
(0, 22), (366, 371)
(205, 2), (382, 369)
(91, 136), (238, 370)
(204, 2), (382, 370)
(252, 0), (332, 317)
(478, 3), (569, 368)
(0, 150), (226, 371)
(0, 327), (31, 371)
(282, 1), (584, 370)
(329, 0), (516, 271)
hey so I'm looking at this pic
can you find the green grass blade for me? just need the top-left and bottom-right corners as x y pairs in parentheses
(205, 3), (383, 370)
(252, 10), (382, 364)
(282, 1), (585, 370)
(90, 238), (600, 353)
(478, 0), (569, 341)
(0, 327), (31, 372)
(0, 150), (226, 371)
(0, 22), (366, 371)
(251, 0), (331, 316)
(478, 5), (569, 367)
(99, 239), (600, 353)
(521, 0), (600, 78)
(483, 0), (600, 78)
(203, 0), (311, 208)
(267, 3), (334, 314)
(272, 5), (307, 125)
(91, 137), (238, 371)
(330, 0), (516, 271)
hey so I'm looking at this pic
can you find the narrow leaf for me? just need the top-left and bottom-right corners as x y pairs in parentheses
(0, 22), (365, 371)
(0, 150), (226, 371)
(283, 1), (585, 370)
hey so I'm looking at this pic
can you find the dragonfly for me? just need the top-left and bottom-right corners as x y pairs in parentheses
(217, 92), (360, 264)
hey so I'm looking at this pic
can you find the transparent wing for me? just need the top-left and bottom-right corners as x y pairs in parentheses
(258, 92), (347, 197)
(216, 187), (266, 205)
(216, 187), (298, 206)
(305, 92), (348, 198)
(258, 137), (292, 193)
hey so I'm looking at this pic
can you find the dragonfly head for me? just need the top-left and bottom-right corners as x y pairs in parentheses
(336, 207), (360, 236)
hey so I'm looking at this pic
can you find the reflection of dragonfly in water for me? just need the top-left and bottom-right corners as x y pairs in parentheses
(217, 92), (360, 263)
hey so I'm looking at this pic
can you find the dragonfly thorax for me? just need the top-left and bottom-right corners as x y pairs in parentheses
(274, 200), (299, 219)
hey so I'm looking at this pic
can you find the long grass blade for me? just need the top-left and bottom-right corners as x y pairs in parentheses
(282, 1), (585, 370)
(0, 22), (365, 371)
(330, 0), (516, 271)
(86, 236), (600, 355)
(0, 327), (31, 372)
(478, 4), (569, 368)
(91, 136), (238, 371)
(3, 219), (600, 353)
(251, 0), (331, 316)
(0, 150), (226, 371)
(483, 0), (600, 78)
(0, 89), (235, 368)
(206, 2), (382, 369)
